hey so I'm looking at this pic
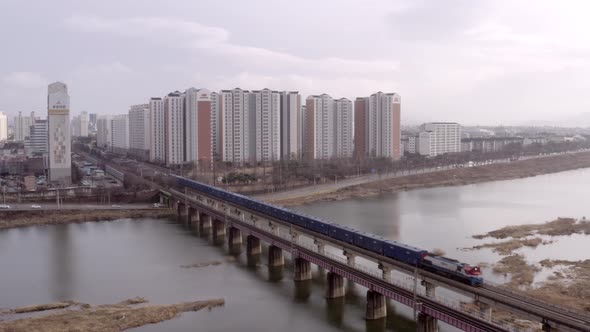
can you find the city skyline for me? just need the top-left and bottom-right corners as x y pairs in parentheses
(2, 1), (590, 126)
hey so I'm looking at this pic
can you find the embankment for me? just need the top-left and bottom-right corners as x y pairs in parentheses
(271, 151), (590, 206)
(0, 209), (175, 230)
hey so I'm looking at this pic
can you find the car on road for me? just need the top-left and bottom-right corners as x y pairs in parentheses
(111, 204), (122, 208)
(0, 204), (10, 209)
(31, 204), (42, 209)
(153, 203), (164, 208)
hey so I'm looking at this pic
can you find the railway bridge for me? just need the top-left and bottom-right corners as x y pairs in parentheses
(164, 178), (590, 332)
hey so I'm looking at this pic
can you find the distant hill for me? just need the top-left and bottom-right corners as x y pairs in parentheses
(525, 113), (590, 128)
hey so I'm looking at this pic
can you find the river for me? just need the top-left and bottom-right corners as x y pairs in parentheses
(1, 168), (589, 331)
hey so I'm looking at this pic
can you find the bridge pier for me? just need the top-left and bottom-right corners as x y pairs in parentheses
(200, 213), (212, 230)
(228, 227), (242, 246)
(187, 207), (198, 227)
(476, 301), (493, 321)
(421, 280), (436, 298)
(326, 272), (345, 298)
(246, 235), (262, 255)
(378, 263), (391, 282)
(294, 258), (312, 281)
(365, 290), (387, 320)
(417, 312), (438, 332)
(343, 251), (356, 268)
(213, 219), (226, 239)
(268, 245), (284, 267)
(314, 239), (325, 255)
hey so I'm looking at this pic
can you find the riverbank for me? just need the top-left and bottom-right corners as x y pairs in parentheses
(0, 298), (224, 332)
(0, 209), (175, 230)
(270, 151), (590, 206)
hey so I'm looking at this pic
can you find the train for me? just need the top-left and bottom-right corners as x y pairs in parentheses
(175, 176), (483, 287)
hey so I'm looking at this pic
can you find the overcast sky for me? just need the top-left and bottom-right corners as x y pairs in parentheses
(1, 0), (590, 125)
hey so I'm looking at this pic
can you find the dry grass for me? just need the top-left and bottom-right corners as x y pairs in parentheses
(0, 209), (175, 230)
(0, 298), (224, 332)
(11, 302), (75, 314)
(473, 217), (590, 239)
(492, 254), (540, 286)
(467, 237), (547, 255)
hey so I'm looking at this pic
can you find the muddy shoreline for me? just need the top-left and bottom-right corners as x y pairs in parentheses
(0, 209), (175, 230)
(270, 152), (590, 206)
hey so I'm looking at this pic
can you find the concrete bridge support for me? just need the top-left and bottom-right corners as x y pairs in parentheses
(246, 235), (262, 255)
(228, 227), (242, 246)
(326, 272), (345, 298)
(294, 258), (312, 281)
(199, 213), (212, 230)
(187, 207), (198, 227)
(344, 251), (356, 268)
(314, 239), (325, 255)
(422, 280), (436, 299)
(365, 290), (387, 320)
(213, 219), (226, 238)
(378, 263), (391, 282)
(476, 301), (492, 321)
(268, 245), (284, 267)
(417, 312), (438, 332)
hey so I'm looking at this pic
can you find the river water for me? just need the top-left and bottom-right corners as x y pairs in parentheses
(1, 168), (589, 331)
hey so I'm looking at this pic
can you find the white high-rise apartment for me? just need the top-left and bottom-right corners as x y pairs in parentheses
(96, 115), (112, 150)
(220, 88), (254, 164)
(71, 115), (81, 137)
(14, 111), (32, 141)
(252, 89), (281, 162)
(128, 104), (150, 160)
(354, 92), (401, 160)
(334, 98), (353, 158)
(210, 92), (221, 161)
(111, 115), (129, 154)
(304, 94), (335, 160)
(418, 122), (461, 157)
(280, 91), (302, 160)
(149, 97), (165, 163)
(0, 112), (7, 141)
(79, 111), (89, 137)
(47, 82), (71, 184)
(164, 91), (185, 166)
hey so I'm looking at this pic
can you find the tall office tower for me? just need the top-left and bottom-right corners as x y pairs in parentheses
(47, 82), (71, 184)
(418, 122), (461, 156)
(28, 119), (48, 156)
(149, 97), (165, 163)
(14, 111), (32, 141)
(164, 91), (185, 166)
(96, 115), (112, 150)
(128, 104), (150, 160)
(210, 91), (221, 161)
(184, 88), (213, 167)
(280, 91), (302, 160)
(220, 88), (254, 164)
(79, 111), (89, 137)
(334, 98), (353, 158)
(354, 92), (401, 160)
(251, 88), (281, 162)
(111, 114), (129, 155)
(304, 94), (335, 160)
(0, 112), (7, 141)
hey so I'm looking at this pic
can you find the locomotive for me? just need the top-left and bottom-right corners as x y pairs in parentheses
(175, 176), (483, 286)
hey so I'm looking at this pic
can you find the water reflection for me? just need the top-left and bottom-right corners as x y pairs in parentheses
(268, 266), (284, 282)
(49, 225), (74, 300)
(325, 297), (345, 327)
(293, 280), (312, 302)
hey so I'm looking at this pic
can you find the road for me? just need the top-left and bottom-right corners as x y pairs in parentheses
(0, 203), (157, 211)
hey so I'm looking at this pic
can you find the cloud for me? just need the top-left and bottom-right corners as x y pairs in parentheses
(64, 14), (399, 77)
(2, 72), (47, 89)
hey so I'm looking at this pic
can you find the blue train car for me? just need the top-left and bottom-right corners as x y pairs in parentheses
(329, 224), (355, 244)
(383, 240), (427, 265)
(354, 232), (385, 254)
